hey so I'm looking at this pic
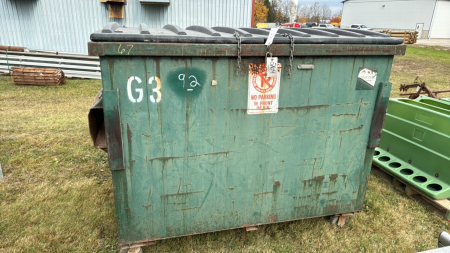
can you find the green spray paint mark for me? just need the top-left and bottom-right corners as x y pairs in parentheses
(166, 67), (207, 98)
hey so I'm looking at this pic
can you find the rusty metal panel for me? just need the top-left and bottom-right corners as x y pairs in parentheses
(367, 82), (392, 148)
(103, 90), (124, 171)
(88, 43), (406, 57)
(98, 53), (396, 245)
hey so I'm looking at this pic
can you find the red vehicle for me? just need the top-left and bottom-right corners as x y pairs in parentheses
(281, 22), (301, 28)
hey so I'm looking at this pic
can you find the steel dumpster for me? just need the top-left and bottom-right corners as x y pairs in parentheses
(88, 23), (405, 249)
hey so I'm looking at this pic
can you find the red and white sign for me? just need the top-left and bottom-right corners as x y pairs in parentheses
(247, 63), (281, 114)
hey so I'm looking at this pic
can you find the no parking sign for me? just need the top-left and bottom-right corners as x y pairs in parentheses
(247, 63), (281, 114)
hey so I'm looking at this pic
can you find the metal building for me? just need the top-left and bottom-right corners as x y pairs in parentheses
(341, 0), (450, 39)
(1, 0), (254, 55)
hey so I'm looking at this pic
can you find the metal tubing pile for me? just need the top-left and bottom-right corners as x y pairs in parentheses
(11, 67), (65, 86)
(381, 30), (418, 44)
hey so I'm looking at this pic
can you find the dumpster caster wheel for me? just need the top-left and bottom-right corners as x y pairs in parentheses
(329, 215), (339, 225)
(329, 215), (349, 227)
(119, 247), (143, 253)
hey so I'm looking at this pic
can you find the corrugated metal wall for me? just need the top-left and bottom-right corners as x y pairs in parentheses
(0, 0), (252, 55)
(341, 0), (435, 31)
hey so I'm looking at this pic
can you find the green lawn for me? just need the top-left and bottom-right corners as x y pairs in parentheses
(0, 46), (449, 252)
(389, 46), (450, 98)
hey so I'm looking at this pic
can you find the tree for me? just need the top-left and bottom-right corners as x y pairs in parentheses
(330, 16), (341, 23)
(320, 4), (332, 22)
(273, 0), (288, 24)
(297, 5), (311, 23)
(333, 10), (343, 19)
(309, 2), (321, 24)
(270, 0), (298, 24)
(254, 0), (269, 24)
(264, 0), (274, 22)
(296, 2), (332, 24)
(298, 16), (307, 23)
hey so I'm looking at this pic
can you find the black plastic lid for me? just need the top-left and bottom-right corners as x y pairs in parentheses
(90, 22), (403, 45)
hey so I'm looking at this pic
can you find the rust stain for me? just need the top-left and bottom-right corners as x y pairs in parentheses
(106, 105), (124, 170)
(253, 191), (274, 196)
(249, 63), (263, 75)
(326, 205), (338, 212)
(303, 130), (325, 136)
(368, 91), (389, 147)
(168, 202), (187, 205)
(302, 175), (325, 183)
(335, 102), (371, 106)
(340, 125), (363, 133)
(356, 98), (363, 122)
(293, 205), (308, 209)
(150, 156), (183, 161)
(149, 151), (229, 161)
(269, 215), (277, 223)
(172, 206), (201, 212)
(332, 114), (356, 117)
(321, 191), (338, 195)
(127, 123), (132, 143)
(270, 125), (297, 128)
(273, 181), (281, 186)
(329, 174), (339, 179)
(160, 191), (204, 197)
(278, 104), (330, 110)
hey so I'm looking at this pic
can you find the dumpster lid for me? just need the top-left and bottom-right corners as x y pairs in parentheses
(91, 23), (404, 45)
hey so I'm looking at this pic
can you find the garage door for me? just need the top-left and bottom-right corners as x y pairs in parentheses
(430, 0), (450, 38)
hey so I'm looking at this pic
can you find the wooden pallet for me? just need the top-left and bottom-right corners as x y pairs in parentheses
(380, 30), (418, 44)
(372, 164), (450, 221)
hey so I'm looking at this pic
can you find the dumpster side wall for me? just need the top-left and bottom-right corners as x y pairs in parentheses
(101, 55), (394, 243)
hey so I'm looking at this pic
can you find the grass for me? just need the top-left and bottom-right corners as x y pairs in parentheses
(0, 46), (449, 252)
(389, 45), (450, 98)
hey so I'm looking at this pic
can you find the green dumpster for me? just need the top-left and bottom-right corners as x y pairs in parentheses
(88, 23), (405, 250)
(373, 96), (450, 200)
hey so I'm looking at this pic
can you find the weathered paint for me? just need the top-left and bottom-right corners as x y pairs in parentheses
(95, 51), (398, 246)
(103, 90), (124, 171)
(88, 42), (406, 57)
(367, 81), (392, 148)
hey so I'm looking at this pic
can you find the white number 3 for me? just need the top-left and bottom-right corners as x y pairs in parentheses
(149, 76), (161, 103)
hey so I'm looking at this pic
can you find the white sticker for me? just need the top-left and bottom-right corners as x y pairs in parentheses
(266, 57), (278, 77)
(416, 86), (420, 92)
(247, 63), (281, 114)
(265, 27), (279, 46)
(357, 68), (377, 87)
